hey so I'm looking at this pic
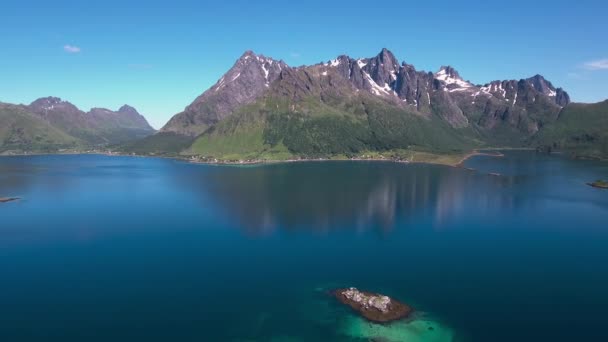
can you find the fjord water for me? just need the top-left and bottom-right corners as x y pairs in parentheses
(1, 152), (607, 342)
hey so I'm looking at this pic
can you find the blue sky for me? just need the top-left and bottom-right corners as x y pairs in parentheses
(1, 0), (607, 129)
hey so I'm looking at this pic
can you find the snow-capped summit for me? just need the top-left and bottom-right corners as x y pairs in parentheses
(435, 66), (474, 91)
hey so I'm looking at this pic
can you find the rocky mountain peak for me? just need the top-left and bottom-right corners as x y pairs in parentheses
(436, 66), (461, 79)
(30, 96), (64, 107)
(240, 50), (256, 58)
(362, 49), (400, 86)
(554, 88), (570, 107)
(217, 50), (286, 91)
(525, 74), (557, 97)
(118, 104), (140, 116)
(434, 66), (473, 91)
(377, 48), (399, 68)
(29, 96), (81, 114)
(161, 48), (572, 137)
(162, 50), (289, 136)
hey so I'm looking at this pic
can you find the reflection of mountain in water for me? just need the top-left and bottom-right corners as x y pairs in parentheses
(180, 162), (515, 235)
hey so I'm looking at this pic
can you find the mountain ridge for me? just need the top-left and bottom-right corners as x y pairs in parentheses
(161, 48), (570, 139)
(138, 48), (597, 161)
(0, 97), (156, 153)
(4, 48), (605, 160)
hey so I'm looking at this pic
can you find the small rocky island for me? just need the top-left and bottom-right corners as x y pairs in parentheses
(333, 287), (413, 323)
(588, 180), (608, 189)
(0, 197), (19, 203)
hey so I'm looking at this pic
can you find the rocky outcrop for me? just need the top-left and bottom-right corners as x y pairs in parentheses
(333, 287), (413, 323)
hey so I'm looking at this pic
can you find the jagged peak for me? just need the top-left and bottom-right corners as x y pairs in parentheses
(241, 50), (256, 58)
(435, 66), (472, 90)
(29, 96), (80, 112)
(325, 55), (351, 67)
(436, 66), (461, 78)
(524, 74), (557, 97)
(401, 61), (416, 69)
(528, 74), (547, 81)
(118, 104), (139, 115)
(237, 50), (284, 66)
(30, 96), (64, 105)
(210, 51), (288, 93)
(377, 48), (399, 65)
(526, 74), (554, 87)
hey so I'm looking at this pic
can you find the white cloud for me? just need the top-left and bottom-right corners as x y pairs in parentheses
(583, 59), (608, 70)
(290, 52), (301, 58)
(63, 44), (81, 53)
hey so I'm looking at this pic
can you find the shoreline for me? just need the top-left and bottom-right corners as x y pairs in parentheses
(0, 149), (508, 168)
(454, 150), (505, 167)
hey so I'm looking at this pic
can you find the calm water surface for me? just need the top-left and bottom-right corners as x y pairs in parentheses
(1, 152), (607, 341)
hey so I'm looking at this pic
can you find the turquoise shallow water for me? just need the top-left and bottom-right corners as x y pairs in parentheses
(1, 151), (607, 341)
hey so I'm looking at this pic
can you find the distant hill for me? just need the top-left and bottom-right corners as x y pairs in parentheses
(0, 97), (155, 154)
(0, 103), (79, 153)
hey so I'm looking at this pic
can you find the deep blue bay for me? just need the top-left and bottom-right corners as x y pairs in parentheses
(1, 151), (608, 341)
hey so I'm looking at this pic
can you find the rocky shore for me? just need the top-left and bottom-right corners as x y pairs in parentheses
(333, 288), (413, 323)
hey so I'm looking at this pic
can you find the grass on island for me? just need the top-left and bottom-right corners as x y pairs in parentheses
(589, 180), (608, 189)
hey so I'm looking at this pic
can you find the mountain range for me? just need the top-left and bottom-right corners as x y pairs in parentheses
(132, 48), (604, 160)
(2, 48), (606, 159)
(0, 97), (155, 153)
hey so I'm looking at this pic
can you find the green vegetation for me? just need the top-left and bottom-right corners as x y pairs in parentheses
(0, 103), (81, 153)
(263, 113), (371, 156)
(534, 101), (608, 159)
(186, 92), (481, 162)
(589, 180), (608, 189)
(0, 101), (156, 154)
(119, 132), (195, 156)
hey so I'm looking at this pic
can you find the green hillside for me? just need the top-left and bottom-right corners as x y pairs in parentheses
(118, 132), (195, 156)
(534, 101), (608, 159)
(0, 103), (81, 153)
(187, 93), (481, 161)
